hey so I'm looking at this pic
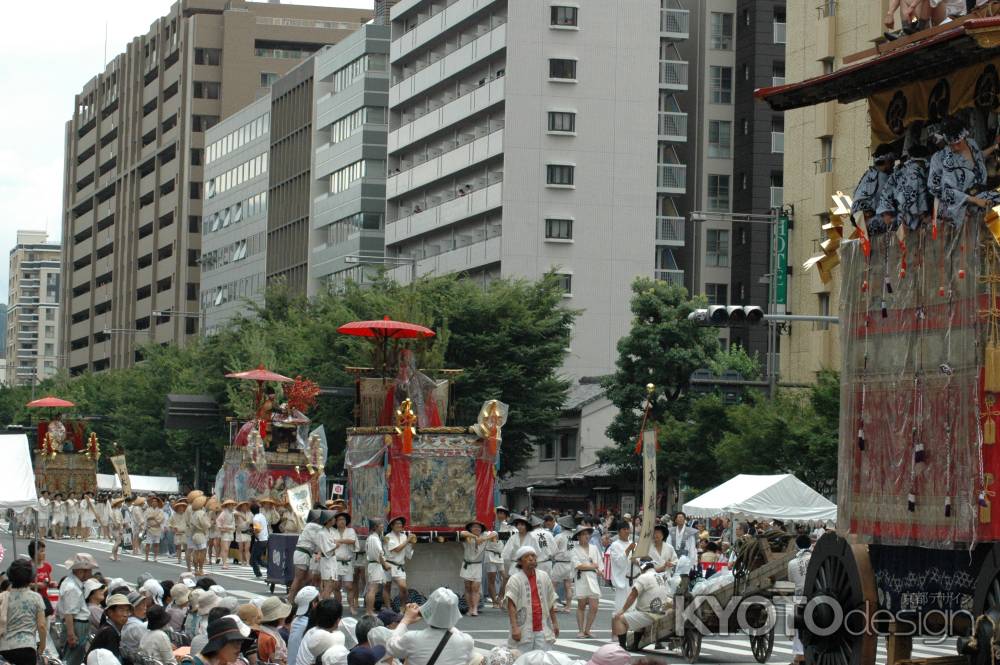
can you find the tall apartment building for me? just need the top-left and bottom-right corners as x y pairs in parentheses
(60, 0), (370, 375)
(375, 0), (401, 26)
(201, 95), (271, 333)
(267, 25), (390, 296)
(201, 24), (391, 330)
(384, 0), (657, 380)
(729, 0), (786, 359)
(780, 0), (880, 383)
(6, 232), (62, 387)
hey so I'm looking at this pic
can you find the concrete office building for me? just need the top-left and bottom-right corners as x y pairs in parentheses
(729, 0), (786, 359)
(6, 232), (62, 387)
(61, 0), (370, 375)
(780, 0), (880, 383)
(200, 95), (271, 334)
(267, 24), (390, 295)
(384, 0), (657, 380)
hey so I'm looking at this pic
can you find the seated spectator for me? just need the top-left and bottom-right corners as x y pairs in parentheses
(354, 615), (383, 649)
(139, 606), (176, 664)
(387, 588), (474, 665)
(297, 600), (345, 665)
(258, 596), (292, 664)
(88, 649), (122, 665)
(190, 608), (230, 656)
(87, 594), (133, 661)
(197, 617), (251, 665)
(85, 579), (108, 632)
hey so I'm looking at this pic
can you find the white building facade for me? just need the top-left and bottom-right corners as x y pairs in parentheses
(6, 231), (62, 386)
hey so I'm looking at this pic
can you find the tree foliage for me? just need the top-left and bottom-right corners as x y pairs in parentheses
(1, 273), (577, 487)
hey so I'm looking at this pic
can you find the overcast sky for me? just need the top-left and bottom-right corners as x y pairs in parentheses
(0, 0), (374, 303)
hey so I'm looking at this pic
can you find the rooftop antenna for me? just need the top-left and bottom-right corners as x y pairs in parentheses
(103, 21), (108, 67)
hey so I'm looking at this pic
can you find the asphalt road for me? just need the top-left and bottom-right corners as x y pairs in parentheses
(0, 532), (961, 665)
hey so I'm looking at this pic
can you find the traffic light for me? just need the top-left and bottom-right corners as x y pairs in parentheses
(688, 306), (766, 327)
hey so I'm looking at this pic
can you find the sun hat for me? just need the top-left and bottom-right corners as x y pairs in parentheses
(571, 525), (594, 540)
(187, 490), (204, 503)
(321, 645), (351, 665)
(556, 515), (576, 530)
(237, 501), (251, 511)
(334, 511), (352, 526)
(508, 514), (530, 528)
(294, 586), (320, 616)
(495, 505), (510, 515)
(237, 604), (262, 628)
(340, 617), (359, 648)
(198, 590), (222, 616)
(202, 617), (250, 656)
(348, 646), (387, 665)
(133, 497), (146, 507)
(64, 553), (99, 571)
(485, 647), (517, 665)
(308, 629), (345, 659)
(366, 626), (392, 648)
(111, 497), (125, 508)
(87, 649), (121, 665)
(170, 584), (190, 605)
(192, 496), (208, 510)
(259, 595), (292, 623)
(464, 520), (487, 532)
(419, 587), (462, 629)
(210, 584), (227, 597)
(585, 644), (631, 665)
(84, 578), (106, 599)
(141, 579), (164, 605)
(221, 499), (237, 508)
(514, 546), (537, 561)
(105, 593), (133, 610)
(388, 515), (406, 528)
(376, 608), (401, 626)
(220, 596), (240, 612)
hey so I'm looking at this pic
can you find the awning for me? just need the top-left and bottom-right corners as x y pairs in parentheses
(757, 16), (1000, 111)
(683, 474), (836, 524)
(97, 473), (179, 494)
(0, 435), (39, 512)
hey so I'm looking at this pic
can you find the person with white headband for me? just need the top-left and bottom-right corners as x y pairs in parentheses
(504, 546), (559, 652)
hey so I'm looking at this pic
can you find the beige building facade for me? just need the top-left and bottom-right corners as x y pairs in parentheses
(6, 231), (62, 387)
(780, 0), (885, 384)
(61, 0), (370, 375)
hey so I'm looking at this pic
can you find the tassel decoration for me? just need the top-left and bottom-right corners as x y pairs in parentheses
(881, 300), (888, 318)
(857, 425), (866, 451)
(944, 496), (952, 517)
(986, 416), (996, 445)
(914, 442), (926, 464)
(885, 277), (893, 294)
(979, 492), (989, 507)
(907, 493), (917, 512)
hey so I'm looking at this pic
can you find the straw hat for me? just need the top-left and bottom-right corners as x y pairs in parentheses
(132, 497), (146, 507)
(111, 497), (125, 508)
(147, 496), (162, 507)
(236, 501), (251, 511)
(207, 497), (221, 512)
(259, 596), (292, 623)
(259, 497), (277, 506)
(173, 501), (188, 511)
(64, 553), (99, 571)
(186, 490), (204, 503)
(464, 520), (487, 533)
(191, 496), (208, 510)
(221, 499), (237, 509)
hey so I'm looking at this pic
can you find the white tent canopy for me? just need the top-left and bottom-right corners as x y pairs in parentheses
(97, 474), (179, 494)
(0, 435), (39, 512)
(683, 473), (836, 524)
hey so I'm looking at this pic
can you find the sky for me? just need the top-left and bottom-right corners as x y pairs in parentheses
(0, 0), (374, 302)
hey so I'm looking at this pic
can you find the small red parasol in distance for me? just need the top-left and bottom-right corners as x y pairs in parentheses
(26, 396), (76, 408)
(337, 316), (435, 339)
(225, 365), (294, 383)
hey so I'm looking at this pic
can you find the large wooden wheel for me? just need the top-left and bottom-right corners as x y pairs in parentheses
(964, 543), (1000, 665)
(750, 629), (775, 663)
(801, 533), (878, 665)
(681, 626), (702, 663)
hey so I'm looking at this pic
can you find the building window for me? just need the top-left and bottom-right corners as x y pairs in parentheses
(708, 175), (730, 211)
(551, 6), (578, 26)
(705, 283), (728, 305)
(706, 229), (730, 267)
(822, 57), (834, 74)
(710, 66), (732, 104)
(549, 58), (578, 80)
(194, 48), (221, 66)
(193, 81), (221, 99)
(818, 292), (831, 330)
(540, 439), (555, 461)
(556, 273), (572, 294)
(558, 432), (576, 460)
(546, 164), (575, 186)
(708, 120), (731, 158)
(545, 218), (573, 240)
(818, 137), (834, 173)
(711, 12), (734, 50)
(260, 72), (279, 87)
(742, 118), (749, 135)
(743, 63), (750, 81)
(548, 111), (576, 133)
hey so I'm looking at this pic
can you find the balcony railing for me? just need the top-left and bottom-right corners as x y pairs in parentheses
(655, 269), (685, 286)
(772, 76), (785, 88)
(657, 164), (687, 193)
(815, 157), (834, 174)
(770, 186), (784, 209)
(656, 216), (685, 244)
(660, 8), (690, 39)
(658, 112), (688, 141)
(774, 21), (787, 44)
(659, 60), (689, 90)
(771, 131), (784, 153)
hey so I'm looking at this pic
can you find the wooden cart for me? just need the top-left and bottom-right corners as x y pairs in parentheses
(635, 536), (796, 663)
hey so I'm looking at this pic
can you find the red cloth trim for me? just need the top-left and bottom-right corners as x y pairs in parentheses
(475, 459), (495, 529)
(388, 435), (411, 526)
(527, 571), (543, 632)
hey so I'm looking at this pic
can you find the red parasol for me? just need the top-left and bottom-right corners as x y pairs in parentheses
(26, 396), (76, 408)
(225, 365), (294, 383)
(337, 316), (435, 340)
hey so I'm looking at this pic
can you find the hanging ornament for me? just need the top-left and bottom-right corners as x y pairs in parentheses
(985, 396), (998, 445)
(395, 398), (417, 454)
(914, 442), (926, 464)
(881, 300), (888, 318)
(944, 496), (952, 517)
(857, 422), (866, 451)
(907, 493), (917, 512)
(884, 276), (893, 294)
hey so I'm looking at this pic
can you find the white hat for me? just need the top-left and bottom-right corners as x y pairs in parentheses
(339, 617), (359, 648)
(64, 553), (99, 571)
(321, 645), (350, 665)
(83, 578), (106, 599)
(141, 579), (164, 605)
(514, 652), (576, 665)
(514, 546), (537, 562)
(210, 584), (227, 597)
(367, 626), (391, 648)
(87, 649), (121, 665)
(419, 587), (462, 629)
(198, 590), (222, 616)
(221, 614), (253, 638)
(307, 628), (345, 658)
(294, 586), (320, 616)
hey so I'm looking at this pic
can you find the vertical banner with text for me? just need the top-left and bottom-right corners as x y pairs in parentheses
(633, 429), (657, 558)
(110, 455), (132, 498)
(287, 483), (313, 521)
(775, 214), (789, 314)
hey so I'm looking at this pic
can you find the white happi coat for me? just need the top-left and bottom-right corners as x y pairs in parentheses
(504, 569), (558, 647)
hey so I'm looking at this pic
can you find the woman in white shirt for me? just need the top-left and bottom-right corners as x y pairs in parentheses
(321, 512), (357, 612)
(139, 606), (175, 665)
(570, 526), (602, 638)
(458, 520), (496, 618)
(384, 517), (415, 605)
(647, 524), (678, 574)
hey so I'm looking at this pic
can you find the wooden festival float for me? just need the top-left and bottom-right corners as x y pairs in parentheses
(757, 10), (1000, 665)
(28, 395), (98, 495)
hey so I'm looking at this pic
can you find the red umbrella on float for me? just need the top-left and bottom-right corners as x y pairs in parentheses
(225, 365), (294, 383)
(338, 316), (435, 375)
(26, 396), (76, 408)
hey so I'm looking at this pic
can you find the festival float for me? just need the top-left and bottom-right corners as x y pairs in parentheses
(214, 365), (326, 505)
(340, 316), (506, 592)
(757, 11), (1000, 665)
(28, 396), (98, 495)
